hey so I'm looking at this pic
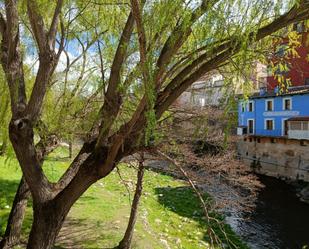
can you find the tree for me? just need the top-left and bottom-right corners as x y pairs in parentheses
(117, 153), (145, 249)
(0, 68), (9, 156)
(0, 0), (309, 248)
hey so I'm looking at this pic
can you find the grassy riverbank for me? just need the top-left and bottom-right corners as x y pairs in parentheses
(0, 148), (247, 249)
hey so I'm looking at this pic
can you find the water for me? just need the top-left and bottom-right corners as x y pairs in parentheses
(145, 158), (309, 248)
(227, 175), (309, 249)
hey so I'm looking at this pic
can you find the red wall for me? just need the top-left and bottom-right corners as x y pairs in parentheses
(267, 32), (309, 90)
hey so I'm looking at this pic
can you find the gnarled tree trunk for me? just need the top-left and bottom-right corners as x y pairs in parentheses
(26, 202), (67, 249)
(0, 133), (59, 249)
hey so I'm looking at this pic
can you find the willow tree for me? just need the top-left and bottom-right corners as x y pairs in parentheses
(0, 0), (309, 248)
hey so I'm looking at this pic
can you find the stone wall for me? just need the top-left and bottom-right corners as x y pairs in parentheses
(237, 136), (309, 182)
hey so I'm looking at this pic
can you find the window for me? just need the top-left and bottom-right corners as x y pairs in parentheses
(265, 99), (274, 111)
(283, 98), (292, 110)
(248, 119), (254, 134)
(258, 77), (267, 88)
(305, 78), (309, 85)
(290, 121), (302, 130)
(248, 101), (254, 112)
(241, 103), (245, 112)
(265, 119), (274, 130)
(290, 121), (309, 131)
(282, 119), (289, 136)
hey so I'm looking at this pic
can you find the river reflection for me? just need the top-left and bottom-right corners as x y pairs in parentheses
(226, 175), (309, 249)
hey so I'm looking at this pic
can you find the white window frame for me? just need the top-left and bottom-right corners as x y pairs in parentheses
(264, 118), (275, 131)
(247, 100), (254, 112)
(281, 118), (288, 136)
(265, 99), (274, 111)
(282, 97), (292, 110)
(240, 102), (245, 112)
(247, 119), (255, 134)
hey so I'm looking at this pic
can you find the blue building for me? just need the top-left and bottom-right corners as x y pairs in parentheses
(238, 86), (309, 139)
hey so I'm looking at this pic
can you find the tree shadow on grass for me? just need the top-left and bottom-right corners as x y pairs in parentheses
(0, 178), (118, 248)
(54, 218), (121, 249)
(155, 186), (246, 249)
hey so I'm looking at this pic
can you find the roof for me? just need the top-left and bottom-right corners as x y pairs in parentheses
(249, 85), (309, 99)
(287, 116), (309, 121)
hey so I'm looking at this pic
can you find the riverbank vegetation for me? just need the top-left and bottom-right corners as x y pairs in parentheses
(1, 0), (309, 247)
(0, 149), (247, 249)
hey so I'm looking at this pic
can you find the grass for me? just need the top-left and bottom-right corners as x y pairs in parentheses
(0, 147), (247, 249)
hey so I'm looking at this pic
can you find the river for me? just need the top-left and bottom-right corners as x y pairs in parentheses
(226, 175), (309, 249)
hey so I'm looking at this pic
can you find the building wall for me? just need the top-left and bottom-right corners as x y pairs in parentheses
(238, 93), (309, 136)
(267, 32), (309, 90)
(237, 136), (309, 182)
(177, 62), (267, 109)
(176, 73), (227, 108)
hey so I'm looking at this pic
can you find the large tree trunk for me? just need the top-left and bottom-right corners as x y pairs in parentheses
(118, 158), (144, 249)
(0, 178), (30, 249)
(24, 151), (102, 249)
(0, 133), (60, 248)
(26, 203), (67, 249)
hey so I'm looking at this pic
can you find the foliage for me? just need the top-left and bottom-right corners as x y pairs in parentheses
(0, 153), (246, 249)
(1, 0), (309, 247)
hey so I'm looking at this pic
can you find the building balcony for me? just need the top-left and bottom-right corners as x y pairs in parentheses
(288, 130), (309, 140)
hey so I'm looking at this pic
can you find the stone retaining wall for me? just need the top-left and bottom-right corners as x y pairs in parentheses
(237, 136), (309, 182)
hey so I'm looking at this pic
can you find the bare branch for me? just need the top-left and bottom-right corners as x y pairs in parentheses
(27, 0), (47, 53)
(130, 0), (146, 65)
(155, 150), (226, 247)
(25, 0), (64, 122)
(56, 16), (66, 60)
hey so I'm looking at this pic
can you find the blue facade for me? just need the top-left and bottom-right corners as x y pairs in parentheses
(238, 92), (309, 137)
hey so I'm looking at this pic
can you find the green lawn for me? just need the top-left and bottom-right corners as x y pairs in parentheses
(0, 148), (247, 249)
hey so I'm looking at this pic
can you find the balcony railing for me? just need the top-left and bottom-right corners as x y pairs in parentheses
(288, 130), (309, 140)
(248, 129), (284, 137)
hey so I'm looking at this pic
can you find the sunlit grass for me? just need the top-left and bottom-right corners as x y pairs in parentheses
(0, 149), (247, 249)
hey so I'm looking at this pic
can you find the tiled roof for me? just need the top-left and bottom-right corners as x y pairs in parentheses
(287, 116), (309, 121)
(249, 85), (309, 99)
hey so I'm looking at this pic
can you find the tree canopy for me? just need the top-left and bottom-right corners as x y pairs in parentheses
(0, 0), (309, 248)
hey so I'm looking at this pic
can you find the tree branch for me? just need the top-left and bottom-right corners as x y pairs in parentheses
(48, 0), (64, 51)
(95, 10), (135, 148)
(155, 2), (309, 118)
(1, 0), (27, 116)
(26, 0), (47, 54)
(25, 0), (64, 122)
(155, 0), (219, 86)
